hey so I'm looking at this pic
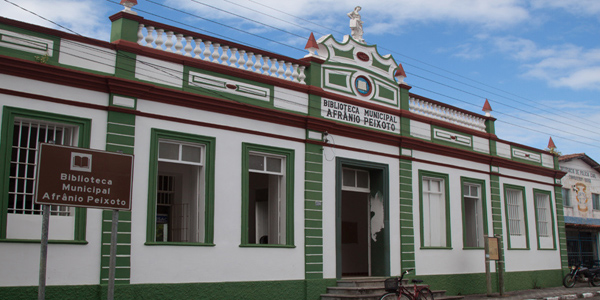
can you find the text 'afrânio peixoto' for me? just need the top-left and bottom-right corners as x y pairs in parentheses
(39, 173), (127, 207)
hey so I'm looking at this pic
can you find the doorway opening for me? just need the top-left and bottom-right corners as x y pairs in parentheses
(336, 159), (389, 278)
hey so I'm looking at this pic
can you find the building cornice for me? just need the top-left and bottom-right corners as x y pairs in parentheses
(0, 55), (560, 180)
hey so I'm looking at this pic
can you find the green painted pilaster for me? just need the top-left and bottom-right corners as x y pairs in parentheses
(399, 84), (412, 137)
(399, 154), (415, 272)
(555, 185), (569, 272)
(305, 142), (324, 279)
(305, 59), (323, 118)
(485, 118), (496, 135)
(100, 95), (136, 285)
(114, 51), (137, 81)
(399, 84), (411, 111)
(304, 60), (322, 88)
(110, 15), (141, 43)
(490, 171), (505, 293)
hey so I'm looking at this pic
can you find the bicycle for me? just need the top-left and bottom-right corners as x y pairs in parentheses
(379, 269), (434, 300)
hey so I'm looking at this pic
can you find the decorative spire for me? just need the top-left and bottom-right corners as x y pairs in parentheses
(120, 0), (138, 15)
(304, 33), (319, 58)
(482, 99), (492, 117)
(548, 137), (556, 149)
(546, 137), (561, 156)
(395, 63), (407, 84)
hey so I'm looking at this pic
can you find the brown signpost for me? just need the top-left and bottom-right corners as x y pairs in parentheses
(35, 143), (133, 210)
(488, 237), (500, 261)
(35, 143), (133, 300)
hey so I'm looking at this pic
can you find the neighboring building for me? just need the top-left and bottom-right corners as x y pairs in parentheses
(0, 4), (568, 299)
(559, 153), (600, 267)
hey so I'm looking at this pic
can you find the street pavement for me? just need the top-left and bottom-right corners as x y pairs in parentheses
(461, 285), (600, 300)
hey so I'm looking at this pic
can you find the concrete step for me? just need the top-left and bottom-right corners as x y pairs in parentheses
(326, 286), (385, 295)
(336, 278), (388, 288)
(320, 277), (463, 300)
(321, 292), (464, 300)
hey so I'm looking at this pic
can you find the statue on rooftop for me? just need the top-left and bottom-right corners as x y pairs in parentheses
(347, 6), (365, 43)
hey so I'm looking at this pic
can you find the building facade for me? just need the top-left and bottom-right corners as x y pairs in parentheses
(559, 154), (600, 267)
(0, 5), (568, 300)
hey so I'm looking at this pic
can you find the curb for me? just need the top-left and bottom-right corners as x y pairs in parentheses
(465, 289), (600, 300)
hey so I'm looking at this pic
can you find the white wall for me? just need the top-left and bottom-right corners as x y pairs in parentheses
(129, 99), (307, 283)
(412, 152), (490, 275)
(0, 74), (109, 286)
(497, 167), (560, 272)
(412, 150), (561, 275)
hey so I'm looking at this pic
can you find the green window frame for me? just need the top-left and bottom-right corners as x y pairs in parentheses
(0, 106), (90, 242)
(145, 129), (215, 246)
(533, 189), (557, 250)
(593, 193), (600, 211)
(461, 177), (488, 249)
(241, 143), (294, 247)
(418, 170), (451, 249)
(503, 184), (529, 250)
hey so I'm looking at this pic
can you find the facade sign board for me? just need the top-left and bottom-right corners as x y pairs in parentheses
(488, 237), (499, 260)
(35, 143), (134, 211)
(321, 98), (400, 134)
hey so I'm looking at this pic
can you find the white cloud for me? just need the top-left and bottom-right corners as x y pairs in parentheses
(164, 0), (531, 35)
(531, 0), (600, 16)
(0, 0), (111, 40)
(487, 36), (600, 91)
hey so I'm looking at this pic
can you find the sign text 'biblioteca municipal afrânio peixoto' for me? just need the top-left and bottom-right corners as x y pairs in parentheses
(35, 144), (134, 211)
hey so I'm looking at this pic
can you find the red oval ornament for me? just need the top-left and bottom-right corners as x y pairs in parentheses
(226, 84), (237, 90)
(356, 52), (369, 62)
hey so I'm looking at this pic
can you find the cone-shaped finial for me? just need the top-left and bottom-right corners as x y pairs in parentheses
(482, 99), (492, 117)
(304, 33), (320, 58)
(395, 63), (407, 83)
(548, 137), (556, 149)
(305, 33), (318, 50)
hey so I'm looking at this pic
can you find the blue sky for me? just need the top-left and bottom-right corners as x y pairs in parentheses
(2, 0), (599, 163)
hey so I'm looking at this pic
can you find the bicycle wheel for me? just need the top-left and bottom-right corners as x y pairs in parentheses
(399, 292), (411, 300)
(379, 292), (399, 300)
(417, 287), (434, 300)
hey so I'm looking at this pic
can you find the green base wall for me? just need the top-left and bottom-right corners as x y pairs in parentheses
(0, 278), (338, 300)
(416, 269), (563, 296)
(0, 271), (562, 299)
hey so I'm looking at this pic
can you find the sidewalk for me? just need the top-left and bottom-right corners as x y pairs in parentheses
(461, 285), (600, 300)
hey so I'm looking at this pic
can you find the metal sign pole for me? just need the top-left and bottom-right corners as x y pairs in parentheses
(38, 204), (50, 300)
(484, 235), (492, 296)
(496, 234), (505, 296)
(107, 209), (119, 300)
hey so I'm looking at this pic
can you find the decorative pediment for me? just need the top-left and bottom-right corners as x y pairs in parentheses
(314, 34), (401, 108)
(315, 34), (398, 80)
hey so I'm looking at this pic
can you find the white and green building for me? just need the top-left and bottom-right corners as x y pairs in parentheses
(559, 153), (600, 267)
(0, 5), (568, 300)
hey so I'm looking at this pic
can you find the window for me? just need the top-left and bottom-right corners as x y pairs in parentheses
(506, 189), (524, 236)
(419, 171), (450, 248)
(342, 168), (369, 192)
(593, 194), (600, 210)
(0, 107), (90, 241)
(504, 185), (529, 249)
(562, 188), (571, 207)
(10, 119), (76, 216)
(462, 179), (486, 248)
(146, 129), (215, 245)
(534, 189), (556, 249)
(535, 193), (551, 237)
(242, 143), (294, 246)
